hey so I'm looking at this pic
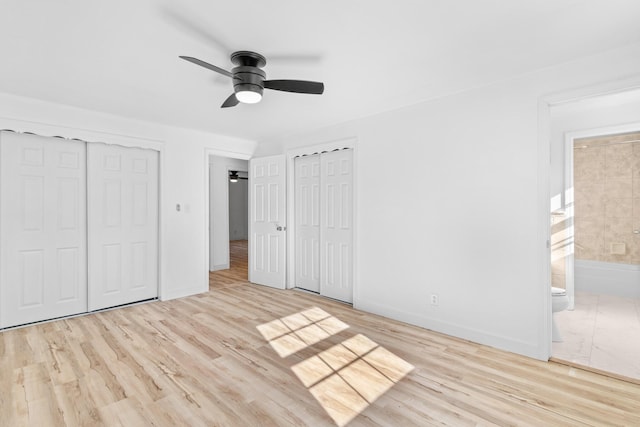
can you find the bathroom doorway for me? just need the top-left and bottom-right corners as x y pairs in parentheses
(549, 89), (640, 381)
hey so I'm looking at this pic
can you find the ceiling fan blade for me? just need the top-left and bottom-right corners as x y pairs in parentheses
(266, 54), (322, 64)
(179, 56), (233, 78)
(221, 93), (239, 108)
(263, 80), (324, 95)
(162, 7), (232, 53)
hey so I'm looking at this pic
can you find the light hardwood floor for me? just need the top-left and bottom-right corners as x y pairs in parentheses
(1, 240), (640, 426)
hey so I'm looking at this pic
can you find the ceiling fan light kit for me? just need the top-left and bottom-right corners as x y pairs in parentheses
(235, 90), (262, 104)
(180, 50), (324, 108)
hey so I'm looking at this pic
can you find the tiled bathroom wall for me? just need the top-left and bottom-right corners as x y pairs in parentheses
(573, 131), (640, 265)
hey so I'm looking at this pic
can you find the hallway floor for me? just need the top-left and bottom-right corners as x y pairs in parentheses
(552, 291), (640, 381)
(209, 240), (248, 289)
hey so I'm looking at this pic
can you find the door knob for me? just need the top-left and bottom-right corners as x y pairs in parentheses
(275, 224), (286, 231)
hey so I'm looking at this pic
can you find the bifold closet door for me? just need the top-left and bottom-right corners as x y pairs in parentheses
(87, 143), (159, 311)
(294, 155), (320, 292)
(0, 132), (87, 328)
(320, 149), (354, 303)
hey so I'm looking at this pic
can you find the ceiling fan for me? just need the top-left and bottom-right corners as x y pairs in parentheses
(229, 171), (248, 182)
(180, 51), (324, 108)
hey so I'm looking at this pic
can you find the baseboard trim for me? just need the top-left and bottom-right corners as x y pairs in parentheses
(210, 263), (230, 272)
(354, 298), (545, 360)
(161, 285), (208, 301)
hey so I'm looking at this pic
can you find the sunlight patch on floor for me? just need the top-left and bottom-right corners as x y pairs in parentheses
(257, 308), (414, 426)
(256, 307), (349, 357)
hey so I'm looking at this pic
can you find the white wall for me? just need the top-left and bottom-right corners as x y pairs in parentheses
(229, 178), (248, 241)
(209, 156), (248, 270)
(257, 42), (640, 360)
(0, 92), (256, 301)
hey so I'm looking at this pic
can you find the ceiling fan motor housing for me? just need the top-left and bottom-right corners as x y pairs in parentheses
(232, 65), (265, 96)
(231, 51), (267, 96)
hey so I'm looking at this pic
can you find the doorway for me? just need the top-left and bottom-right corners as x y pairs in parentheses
(227, 169), (249, 283)
(207, 154), (250, 289)
(548, 89), (640, 380)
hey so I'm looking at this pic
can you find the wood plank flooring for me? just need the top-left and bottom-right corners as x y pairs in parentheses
(1, 239), (639, 426)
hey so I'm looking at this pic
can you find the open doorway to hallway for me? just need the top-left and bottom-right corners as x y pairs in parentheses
(208, 155), (249, 289)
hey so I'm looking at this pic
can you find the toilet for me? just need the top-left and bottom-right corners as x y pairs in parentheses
(551, 286), (569, 342)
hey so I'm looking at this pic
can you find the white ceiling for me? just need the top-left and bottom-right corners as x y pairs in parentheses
(1, 0), (640, 143)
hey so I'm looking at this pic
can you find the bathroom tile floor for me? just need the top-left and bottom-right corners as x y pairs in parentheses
(553, 291), (640, 380)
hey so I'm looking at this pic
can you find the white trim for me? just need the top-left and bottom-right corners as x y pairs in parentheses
(203, 148), (251, 290)
(162, 285), (209, 302)
(356, 298), (542, 360)
(563, 132), (575, 310)
(575, 259), (640, 298)
(537, 99), (553, 361)
(223, 164), (231, 269)
(285, 137), (358, 298)
(565, 122), (640, 141)
(0, 116), (164, 151)
(577, 258), (640, 271)
(539, 78), (640, 360)
(285, 137), (357, 158)
(543, 74), (640, 107)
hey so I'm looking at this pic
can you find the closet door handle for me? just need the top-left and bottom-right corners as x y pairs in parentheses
(275, 224), (286, 231)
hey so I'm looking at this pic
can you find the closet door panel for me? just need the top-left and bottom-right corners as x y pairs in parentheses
(1, 132), (87, 328)
(87, 143), (158, 311)
(320, 149), (354, 303)
(294, 155), (321, 292)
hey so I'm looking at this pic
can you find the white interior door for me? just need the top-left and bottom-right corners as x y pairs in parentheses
(320, 149), (354, 303)
(0, 132), (87, 328)
(294, 155), (320, 292)
(87, 143), (159, 311)
(249, 155), (286, 289)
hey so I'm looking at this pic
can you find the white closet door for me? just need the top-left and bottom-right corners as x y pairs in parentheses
(294, 155), (321, 292)
(320, 149), (354, 303)
(87, 143), (159, 311)
(249, 155), (286, 289)
(0, 132), (87, 328)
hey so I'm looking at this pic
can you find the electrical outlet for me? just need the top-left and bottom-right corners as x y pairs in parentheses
(430, 294), (439, 306)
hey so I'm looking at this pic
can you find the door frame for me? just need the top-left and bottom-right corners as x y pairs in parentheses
(538, 75), (640, 359)
(285, 137), (358, 296)
(203, 149), (251, 289)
